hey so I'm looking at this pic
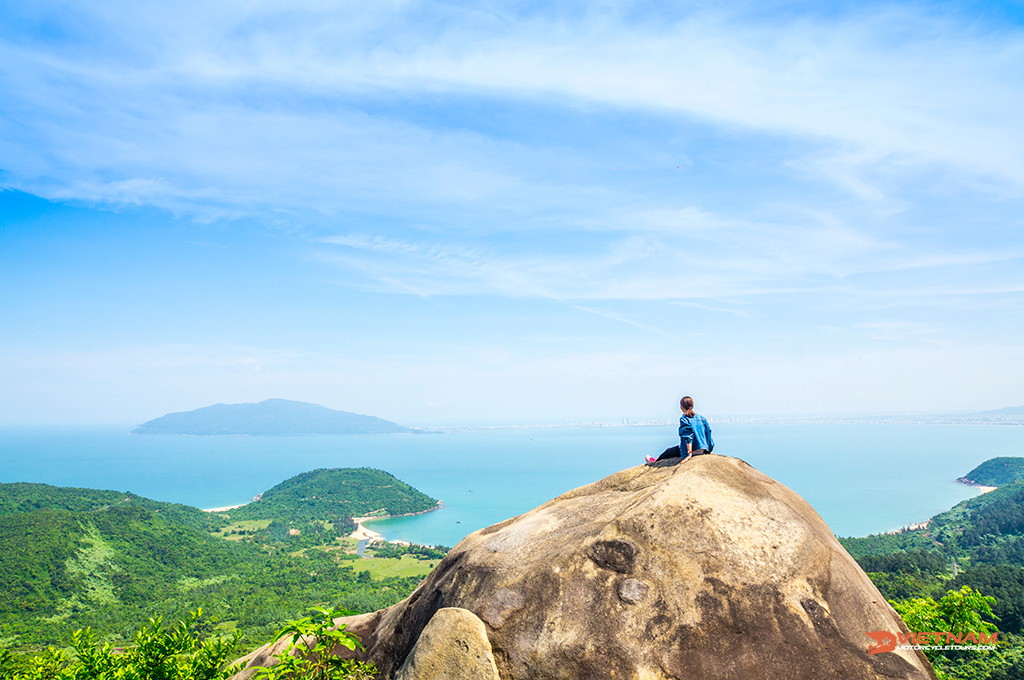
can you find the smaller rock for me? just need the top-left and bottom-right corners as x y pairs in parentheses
(394, 607), (500, 680)
(617, 578), (650, 604)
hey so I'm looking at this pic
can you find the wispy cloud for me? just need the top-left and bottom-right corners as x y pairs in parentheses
(3, 2), (1023, 220)
(314, 212), (1020, 307)
(2, 1), (1023, 421)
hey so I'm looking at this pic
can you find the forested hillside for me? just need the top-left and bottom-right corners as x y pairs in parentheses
(841, 477), (1024, 567)
(834, 468), (1024, 679)
(0, 477), (440, 651)
(0, 482), (229, 532)
(0, 483), (129, 515)
(228, 467), (439, 522)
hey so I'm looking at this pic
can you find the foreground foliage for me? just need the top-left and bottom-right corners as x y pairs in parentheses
(889, 586), (1014, 680)
(0, 610), (239, 680)
(255, 607), (376, 680)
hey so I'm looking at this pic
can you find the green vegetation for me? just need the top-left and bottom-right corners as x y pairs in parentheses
(837, 459), (1024, 679)
(1, 607), (380, 680)
(255, 607), (376, 680)
(0, 483), (227, 532)
(0, 476), (444, 653)
(959, 458), (1024, 488)
(892, 587), (1008, 680)
(0, 610), (240, 680)
(350, 555), (437, 579)
(840, 479), (1024, 571)
(0, 483), (129, 516)
(229, 468), (439, 523)
(365, 543), (448, 561)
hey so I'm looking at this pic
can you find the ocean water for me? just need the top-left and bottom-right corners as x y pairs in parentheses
(3, 423), (1023, 547)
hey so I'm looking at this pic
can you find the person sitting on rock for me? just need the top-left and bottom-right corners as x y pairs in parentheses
(646, 395), (715, 464)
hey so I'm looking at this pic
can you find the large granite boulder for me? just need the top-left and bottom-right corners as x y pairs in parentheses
(234, 455), (936, 680)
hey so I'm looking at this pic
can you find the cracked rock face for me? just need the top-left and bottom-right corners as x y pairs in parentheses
(238, 456), (936, 680)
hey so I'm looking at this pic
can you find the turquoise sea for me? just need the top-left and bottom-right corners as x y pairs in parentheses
(4, 423), (1023, 547)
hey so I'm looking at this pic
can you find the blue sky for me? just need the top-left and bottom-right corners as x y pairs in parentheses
(2, 0), (1023, 426)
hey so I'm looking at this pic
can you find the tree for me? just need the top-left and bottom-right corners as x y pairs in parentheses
(892, 586), (999, 680)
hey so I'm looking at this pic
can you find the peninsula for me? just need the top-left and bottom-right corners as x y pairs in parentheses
(956, 456), (1024, 489)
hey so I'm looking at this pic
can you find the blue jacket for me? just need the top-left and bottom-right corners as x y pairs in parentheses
(679, 413), (714, 453)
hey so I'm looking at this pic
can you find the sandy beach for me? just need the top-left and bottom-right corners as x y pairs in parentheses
(350, 516), (385, 542)
(199, 504), (387, 541)
(202, 503), (248, 513)
(199, 502), (437, 546)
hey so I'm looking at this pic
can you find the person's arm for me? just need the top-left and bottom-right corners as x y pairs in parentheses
(679, 418), (695, 458)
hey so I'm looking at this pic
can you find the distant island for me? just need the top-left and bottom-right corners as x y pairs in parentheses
(132, 398), (412, 435)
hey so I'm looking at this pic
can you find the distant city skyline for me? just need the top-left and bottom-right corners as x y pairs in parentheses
(2, 1), (1023, 426)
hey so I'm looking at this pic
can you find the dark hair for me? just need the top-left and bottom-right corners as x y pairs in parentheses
(680, 396), (695, 417)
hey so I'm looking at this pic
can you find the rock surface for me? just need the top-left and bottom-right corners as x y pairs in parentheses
(394, 607), (500, 680)
(234, 455), (936, 680)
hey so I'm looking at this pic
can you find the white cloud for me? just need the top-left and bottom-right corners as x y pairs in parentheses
(313, 207), (1017, 304)
(2, 2), (1023, 423)
(3, 2), (1024, 220)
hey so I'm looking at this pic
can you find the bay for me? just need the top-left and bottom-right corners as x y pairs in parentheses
(4, 423), (1023, 547)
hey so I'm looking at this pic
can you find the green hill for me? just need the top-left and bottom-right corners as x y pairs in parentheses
(958, 457), (1024, 488)
(228, 468), (440, 522)
(132, 399), (411, 435)
(0, 482), (228, 532)
(0, 482), (129, 515)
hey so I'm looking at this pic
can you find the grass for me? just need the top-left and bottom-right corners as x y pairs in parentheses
(349, 555), (437, 579)
(211, 520), (271, 540)
(44, 523), (118, 622)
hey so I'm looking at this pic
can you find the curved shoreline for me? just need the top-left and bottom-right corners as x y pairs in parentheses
(350, 516), (387, 542)
(201, 501), (443, 545)
(956, 477), (998, 493)
(351, 503), (444, 543)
